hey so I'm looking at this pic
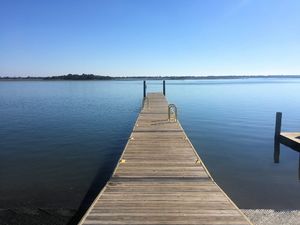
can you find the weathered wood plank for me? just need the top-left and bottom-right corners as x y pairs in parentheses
(280, 132), (300, 146)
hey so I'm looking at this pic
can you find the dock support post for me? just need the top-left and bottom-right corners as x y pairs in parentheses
(143, 81), (146, 98)
(274, 112), (282, 163)
(163, 80), (166, 96)
(275, 112), (282, 139)
(298, 154), (300, 181)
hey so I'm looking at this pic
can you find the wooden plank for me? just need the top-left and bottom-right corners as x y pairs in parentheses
(79, 92), (252, 225)
(280, 132), (300, 144)
(280, 132), (300, 152)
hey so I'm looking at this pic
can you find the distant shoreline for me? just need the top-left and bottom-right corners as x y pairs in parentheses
(1, 74), (300, 81)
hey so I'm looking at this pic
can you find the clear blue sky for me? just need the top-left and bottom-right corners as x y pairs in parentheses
(1, 0), (300, 76)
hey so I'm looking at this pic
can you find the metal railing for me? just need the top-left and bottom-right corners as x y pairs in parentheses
(168, 104), (177, 122)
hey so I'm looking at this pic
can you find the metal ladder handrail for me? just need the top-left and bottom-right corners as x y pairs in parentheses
(168, 104), (177, 122)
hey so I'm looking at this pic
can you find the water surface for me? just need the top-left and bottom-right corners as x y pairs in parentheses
(0, 79), (299, 210)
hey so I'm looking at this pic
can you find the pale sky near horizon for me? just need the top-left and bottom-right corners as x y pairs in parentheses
(1, 0), (300, 77)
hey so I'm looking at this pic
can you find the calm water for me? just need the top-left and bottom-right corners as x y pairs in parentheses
(0, 79), (299, 210)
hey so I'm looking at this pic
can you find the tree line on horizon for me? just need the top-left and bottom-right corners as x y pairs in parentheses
(44, 74), (113, 80)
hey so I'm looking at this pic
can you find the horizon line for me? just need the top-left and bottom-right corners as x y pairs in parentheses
(2, 74), (300, 78)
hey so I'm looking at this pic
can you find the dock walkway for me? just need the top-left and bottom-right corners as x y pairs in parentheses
(79, 92), (252, 225)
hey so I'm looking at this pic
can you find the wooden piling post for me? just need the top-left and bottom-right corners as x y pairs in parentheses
(163, 80), (166, 96)
(143, 80), (146, 98)
(275, 112), (282, 140)
(274, 140), (280, 163)
(274, 112), (282, 163)
(298, 153), (300, 181)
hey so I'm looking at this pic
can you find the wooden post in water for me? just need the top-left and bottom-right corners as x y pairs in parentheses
(163, 80), (166, 96)
(143, 80), (146, 98)
(275, 112), (282, 139)
(274, 112), (282, 163)
(298, 153), (300, 181)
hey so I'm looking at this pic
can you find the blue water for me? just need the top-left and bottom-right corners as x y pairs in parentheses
(0, 79), (299, 210)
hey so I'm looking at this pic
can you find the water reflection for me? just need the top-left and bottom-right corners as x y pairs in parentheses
(274, 138), (300, 180)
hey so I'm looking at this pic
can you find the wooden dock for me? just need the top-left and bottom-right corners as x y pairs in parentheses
(79, 92), (252, 225)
